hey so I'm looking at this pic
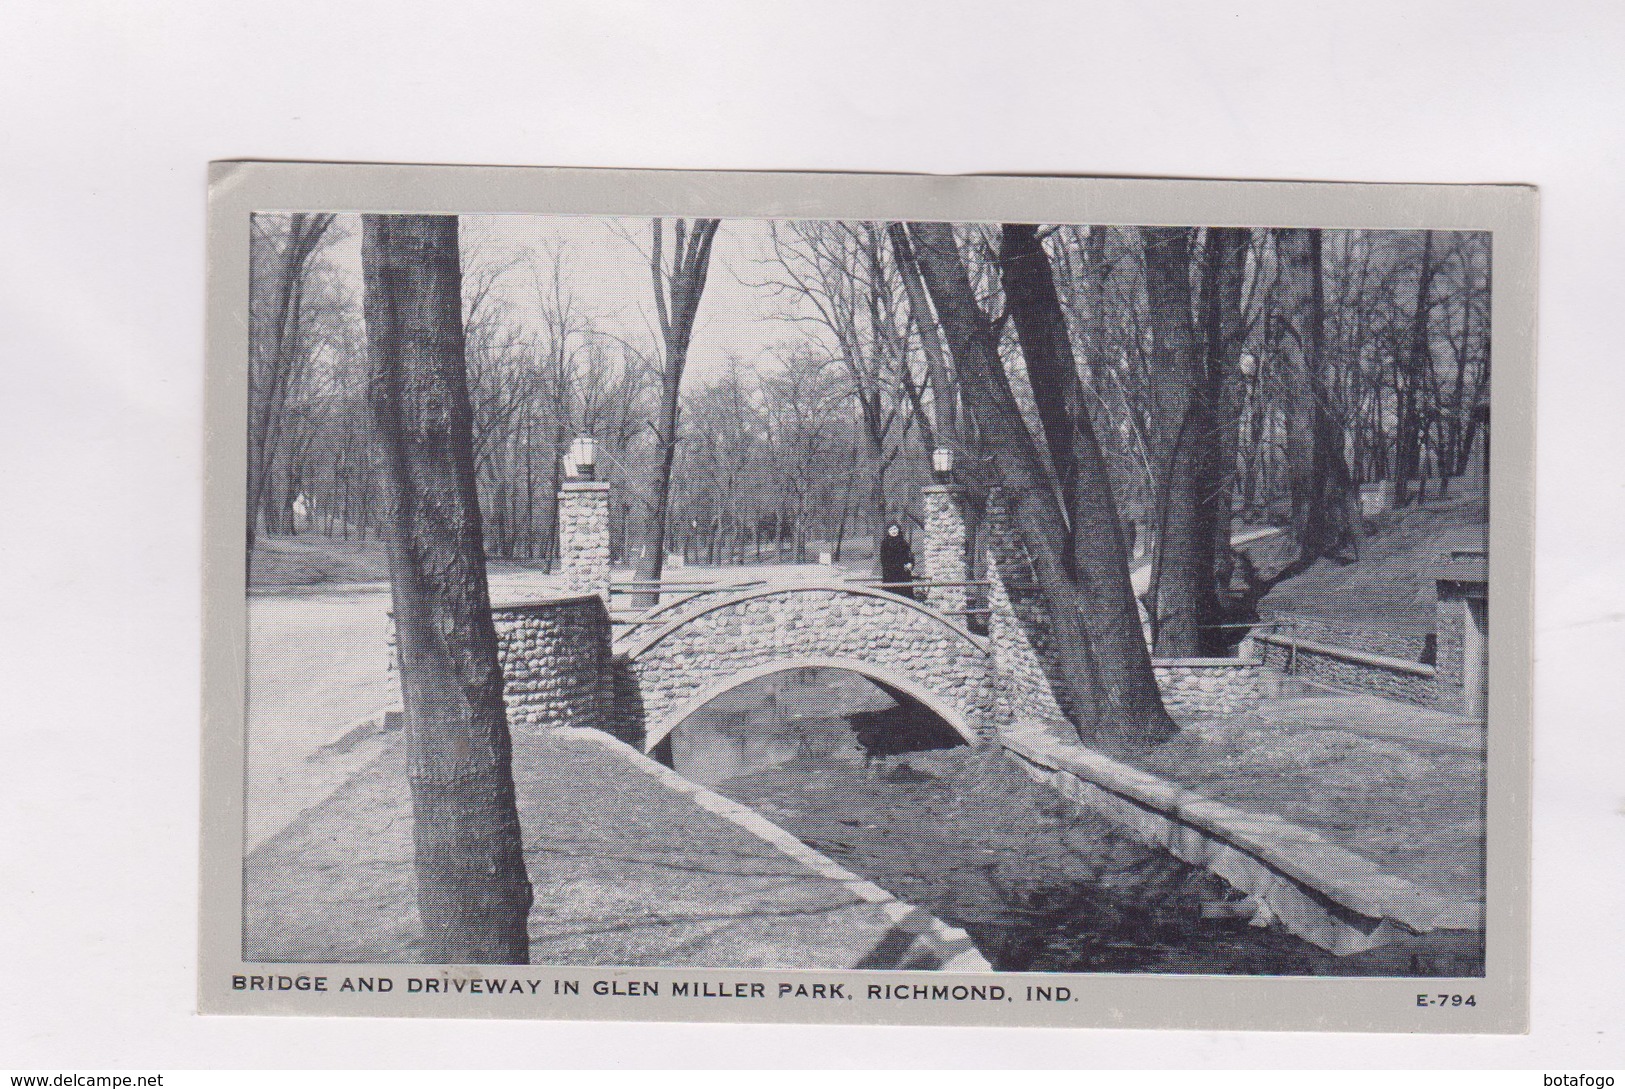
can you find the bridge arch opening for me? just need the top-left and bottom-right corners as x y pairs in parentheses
(647, 657), (972, 789)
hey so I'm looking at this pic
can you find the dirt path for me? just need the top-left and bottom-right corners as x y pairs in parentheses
(243, 568), (571, 850)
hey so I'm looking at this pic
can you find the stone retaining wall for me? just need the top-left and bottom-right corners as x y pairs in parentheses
(980, 490), (1274, 724)
(1152, 658), (1273, 716)
(1263, 615), (1428, 660)
(1254, 630), (1437, 706)
(999, 725), (1475, 955)
(492, 594), (614, 734)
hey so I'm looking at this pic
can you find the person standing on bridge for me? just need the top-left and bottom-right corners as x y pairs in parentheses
(879, 522), (917, 601)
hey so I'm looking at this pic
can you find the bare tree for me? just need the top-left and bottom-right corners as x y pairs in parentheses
(907, 221), (1175, 754)
(887, 222), (959, 449)
(1395, 230), (1438, 508)
(996, 223), (1175, 728)
(1137, 226), (1222, 657)
(760, 345), (848, 562)
(1273, 228), (1360, 564)
(246, 211), (335, 568)
(461, 248), (537, 559)
(760, 223), (903, 531)
(360, 213), (533, 964)
(633, 218), (721, 604)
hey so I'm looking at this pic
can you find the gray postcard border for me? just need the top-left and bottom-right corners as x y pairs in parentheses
(201, 162), (1536, 1033)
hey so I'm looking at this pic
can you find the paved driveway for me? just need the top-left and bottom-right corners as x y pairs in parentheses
(243, 569), (567, 850)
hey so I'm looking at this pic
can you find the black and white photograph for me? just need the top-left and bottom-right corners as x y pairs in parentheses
(16, 0), (1625, 1072)
(202, 166), (1532, 1030)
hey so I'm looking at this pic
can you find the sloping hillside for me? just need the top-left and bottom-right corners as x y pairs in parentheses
(1246, 492), (1489, 641)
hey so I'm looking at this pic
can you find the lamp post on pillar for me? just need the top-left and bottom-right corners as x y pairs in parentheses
(569, 435), (598, 481)
(559, 436), (610, 601)
(922, 449), (969, 617)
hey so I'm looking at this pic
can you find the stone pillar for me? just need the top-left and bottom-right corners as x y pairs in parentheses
(983, 488), (1032, 666)
(1433, 571), (1488, 718)
(492, 597), (613, 736)
(921, 484), (971, 618)
(982, 489), (1016, 725)
(558, 480), (611, 602)
(982, 488), (1069, 730)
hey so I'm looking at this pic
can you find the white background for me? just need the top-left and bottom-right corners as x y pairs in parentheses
(3, 0), (1622, 1070)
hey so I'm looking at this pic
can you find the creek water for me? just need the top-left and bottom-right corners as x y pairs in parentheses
(669, 667), (1483, 976)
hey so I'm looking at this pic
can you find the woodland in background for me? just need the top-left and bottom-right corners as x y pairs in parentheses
(248, 214), (1490, 668)
(262, 211), (1492, 958)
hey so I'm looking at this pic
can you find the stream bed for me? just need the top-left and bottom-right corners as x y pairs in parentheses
(670, 667), (1483, 976)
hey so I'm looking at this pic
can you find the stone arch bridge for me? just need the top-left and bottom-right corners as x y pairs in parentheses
(482, 478), (1480, 962)
(490, 479), (1270, 749)
(613, 582), (996, 751)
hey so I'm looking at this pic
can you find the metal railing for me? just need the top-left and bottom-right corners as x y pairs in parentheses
(609, 579), (759, 594)
(607, 578), (766, 628)
(605, 576), (994, 628)
(848, 578), (992, 590)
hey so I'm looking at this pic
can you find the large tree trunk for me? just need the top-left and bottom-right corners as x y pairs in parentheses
(1079, 227), (1111, 373)
(361, 213), (533, 964)
(1197, 228), (1252, 637)
(1395, 230), (1437, 509)
(998, 226), (1087, 560)
(1140, 227), (1218, 658)
(1275, 228), (1360, 558)
(634, 218), (720, 607)
(998, 224), (1173, 724)
(908, 221), (1174, 753)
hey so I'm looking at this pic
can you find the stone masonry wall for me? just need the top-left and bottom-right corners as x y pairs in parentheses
(1254, 631), (1437, 706)
(493, 594), (614, 736)
(982, 491), (1072, 730)
(921, 485), (970, 619)
(981, 489), (1273, 726)
(557, 481), (611, 600)
(1151, 660), (1272, 717)
(620, 586), (999, 747)
(1263, 615), (1428, 661)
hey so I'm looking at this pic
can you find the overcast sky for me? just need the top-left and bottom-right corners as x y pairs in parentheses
(322, 214), (814, 387)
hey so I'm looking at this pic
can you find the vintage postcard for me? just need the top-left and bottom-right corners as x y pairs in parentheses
(200, 163), (1535, 1031)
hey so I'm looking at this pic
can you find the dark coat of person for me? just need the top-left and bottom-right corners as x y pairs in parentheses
(878, 524), (916, 600)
